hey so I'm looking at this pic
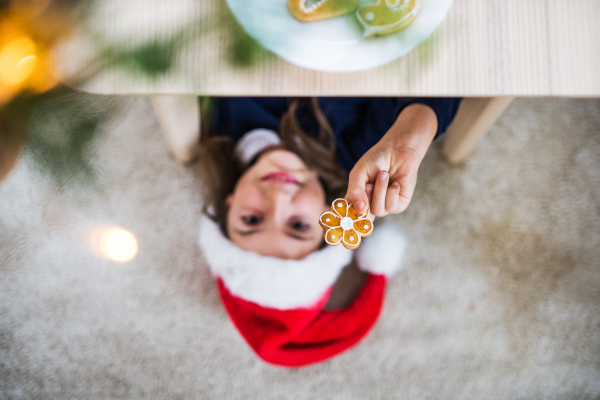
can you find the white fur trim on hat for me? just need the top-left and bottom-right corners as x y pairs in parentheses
(234, 128), (281, 166)
(199, 215), (352, 310)
(356, 224), (406, 277)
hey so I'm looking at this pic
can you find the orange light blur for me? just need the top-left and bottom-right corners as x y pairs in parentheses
(0, 8), (61, 105)
(0, 36), (37, 86)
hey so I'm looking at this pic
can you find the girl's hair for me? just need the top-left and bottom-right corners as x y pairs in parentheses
(199, 98), (348, 235)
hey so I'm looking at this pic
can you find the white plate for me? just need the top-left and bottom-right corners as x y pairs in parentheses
(226, 0), (454, 72)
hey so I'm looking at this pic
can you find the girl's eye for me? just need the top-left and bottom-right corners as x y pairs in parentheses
(290, 220), (309, 231)
(242, 215), (262, 225)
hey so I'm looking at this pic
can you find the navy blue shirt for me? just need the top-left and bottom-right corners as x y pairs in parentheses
(212, 97), (461, 173)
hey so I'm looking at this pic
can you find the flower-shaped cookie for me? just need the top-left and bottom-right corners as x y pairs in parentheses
(319, 198), (373, 250)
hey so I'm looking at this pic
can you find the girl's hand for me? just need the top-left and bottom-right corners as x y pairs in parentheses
(345, 103), (438, 217)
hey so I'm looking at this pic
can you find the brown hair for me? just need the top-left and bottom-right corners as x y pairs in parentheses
(199, 98), (348, 235)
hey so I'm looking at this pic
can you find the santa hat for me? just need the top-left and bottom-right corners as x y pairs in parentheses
(198, 128), (407, 367)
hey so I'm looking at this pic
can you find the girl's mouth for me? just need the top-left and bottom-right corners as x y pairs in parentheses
(261, 172), (301, 185)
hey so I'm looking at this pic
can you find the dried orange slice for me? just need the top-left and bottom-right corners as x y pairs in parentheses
(357, 0), (422, 37)
(319, 198), (373, 250)
(288, 0), (359, 23)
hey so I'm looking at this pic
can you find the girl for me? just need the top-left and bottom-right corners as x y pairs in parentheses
(198, 97), (460, 367)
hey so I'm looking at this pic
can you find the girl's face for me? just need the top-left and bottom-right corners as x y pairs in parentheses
(226, 149), (329, 260)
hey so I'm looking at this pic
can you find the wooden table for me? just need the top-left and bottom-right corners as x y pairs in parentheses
(58, 0), (600, 163)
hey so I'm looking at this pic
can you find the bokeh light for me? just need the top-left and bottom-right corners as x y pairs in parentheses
(15, 55), (38, 81)
(0, 36), (37, 86)
(100, 227), (138, 262)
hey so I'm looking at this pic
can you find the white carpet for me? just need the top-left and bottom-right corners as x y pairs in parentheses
(1, 95), (599, 399)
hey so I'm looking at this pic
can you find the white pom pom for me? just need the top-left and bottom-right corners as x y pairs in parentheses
(356, 224), (406, 277)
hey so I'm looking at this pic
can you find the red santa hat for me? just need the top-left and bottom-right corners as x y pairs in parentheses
(198, 215), (406, 368)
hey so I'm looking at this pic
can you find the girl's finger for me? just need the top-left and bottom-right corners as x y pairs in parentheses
(365, 183), (376, 220)
(346, 167), (371, 215)
(365, 183), (374, 202)
(396, 174), (417, 213)
(370, 170), (390, 216)
(385, 181), (401, 213)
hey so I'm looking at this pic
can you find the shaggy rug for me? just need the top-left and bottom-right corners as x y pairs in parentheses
(1, 94), (599, 399)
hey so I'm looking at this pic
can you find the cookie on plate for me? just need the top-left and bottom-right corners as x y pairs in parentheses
(357, 0), (422, 37)
(288, 0), (359, 22)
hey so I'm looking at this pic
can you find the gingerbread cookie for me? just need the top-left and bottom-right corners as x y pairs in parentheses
(357, 0), (422, 37)
(319, 198), (373, 250)
(288, 0), (359, 23)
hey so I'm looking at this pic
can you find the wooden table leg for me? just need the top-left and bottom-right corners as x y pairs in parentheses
(150, 95), (200, 164)
(442, 97), (515, 164)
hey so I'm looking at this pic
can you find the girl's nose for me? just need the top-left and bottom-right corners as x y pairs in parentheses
(264, 188), (295, 222)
